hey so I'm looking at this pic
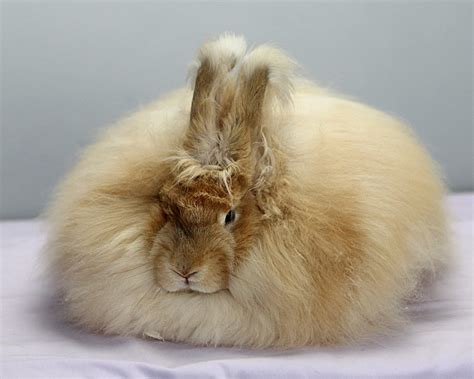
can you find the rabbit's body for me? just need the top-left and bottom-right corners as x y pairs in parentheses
(46, 35), (449, 348)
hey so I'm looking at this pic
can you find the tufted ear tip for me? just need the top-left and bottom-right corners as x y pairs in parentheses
(187, 33), (247, 89)
(239, 44), (297, 106)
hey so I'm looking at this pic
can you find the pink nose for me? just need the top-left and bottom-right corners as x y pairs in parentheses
(173, 269), (198, 284)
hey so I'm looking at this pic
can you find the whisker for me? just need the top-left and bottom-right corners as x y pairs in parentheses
(230, 272), (261, 292)
(109, 262), (152, 276)
(121, 268), (154, 280)
(135, 285), (156, 309)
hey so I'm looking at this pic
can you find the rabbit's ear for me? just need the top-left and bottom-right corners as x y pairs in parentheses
(184, 34), (247, 157)
(222, 44), (296, 174)
(180, 37), (295, 198)
(237, 44), (296, 118)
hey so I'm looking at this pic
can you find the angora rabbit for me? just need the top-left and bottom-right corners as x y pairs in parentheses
(46, 33), (450, 348)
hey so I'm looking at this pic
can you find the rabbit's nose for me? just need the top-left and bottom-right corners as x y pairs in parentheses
(172, 269), (198, 284)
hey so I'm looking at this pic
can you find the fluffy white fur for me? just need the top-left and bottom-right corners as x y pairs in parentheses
(45, 34), (450, 348)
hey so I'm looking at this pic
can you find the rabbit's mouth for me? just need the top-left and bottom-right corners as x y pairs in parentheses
(168, 286), (225, 295)
(160, 279), (227, 294)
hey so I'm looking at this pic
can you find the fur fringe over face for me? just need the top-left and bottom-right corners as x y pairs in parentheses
(45, 33), (451, 348)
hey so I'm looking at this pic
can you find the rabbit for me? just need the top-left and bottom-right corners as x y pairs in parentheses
(45, 33), (450, 348)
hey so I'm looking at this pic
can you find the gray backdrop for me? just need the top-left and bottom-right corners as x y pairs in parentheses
(1, 1), (472, 219)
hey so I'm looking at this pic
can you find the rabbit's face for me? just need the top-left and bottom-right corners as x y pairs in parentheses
(152, 174), (260, 294)
(151, 42), (273, 293)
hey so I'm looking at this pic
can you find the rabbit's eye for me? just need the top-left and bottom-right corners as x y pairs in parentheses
(224, 210), (236, 225)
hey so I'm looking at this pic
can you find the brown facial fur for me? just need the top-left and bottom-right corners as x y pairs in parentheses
(152, 168), (262, 294)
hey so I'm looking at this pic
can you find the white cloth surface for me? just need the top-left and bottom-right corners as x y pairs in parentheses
(1, 194), (473, 378)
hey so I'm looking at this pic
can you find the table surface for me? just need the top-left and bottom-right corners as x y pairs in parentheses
(1, 194), (473, 378)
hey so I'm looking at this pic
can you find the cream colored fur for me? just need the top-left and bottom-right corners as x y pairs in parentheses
(45, 34), (450, 348)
